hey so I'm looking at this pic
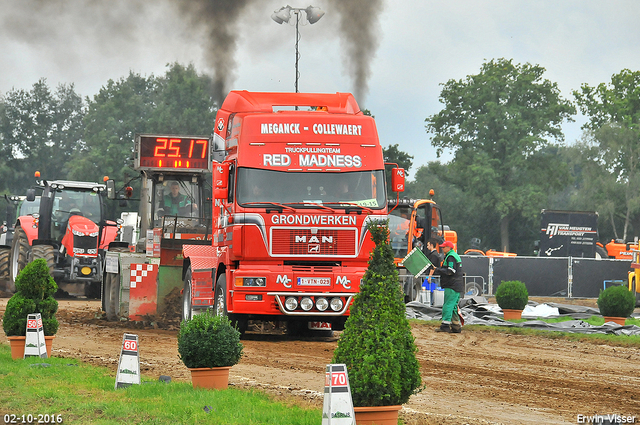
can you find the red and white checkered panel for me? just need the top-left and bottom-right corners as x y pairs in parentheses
(129, 264), (156, 288)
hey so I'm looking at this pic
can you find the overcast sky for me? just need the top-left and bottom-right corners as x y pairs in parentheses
(1, 0), (639, 176)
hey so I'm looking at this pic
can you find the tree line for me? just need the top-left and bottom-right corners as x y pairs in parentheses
(1, 59), (638, 255)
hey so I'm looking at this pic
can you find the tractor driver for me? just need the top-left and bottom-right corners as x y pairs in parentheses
(161, 181), (197, 216)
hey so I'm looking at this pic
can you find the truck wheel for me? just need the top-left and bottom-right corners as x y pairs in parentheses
(32, 245), (55, 275)
(465, 282), (483, 297)
(213, 274), (227, 317)
(182, 268), (195, 321)
(213, 274), (248, 335)
(10, 226), (31, 282)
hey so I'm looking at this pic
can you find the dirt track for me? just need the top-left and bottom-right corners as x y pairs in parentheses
(2, 297), (640, 425)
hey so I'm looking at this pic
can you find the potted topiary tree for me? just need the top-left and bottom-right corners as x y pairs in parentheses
(495, 280), (529, 320)
(597, 285), (635, 326)
(177, 311), (243, 389)
(332, 221), (422, 425)
(2, 258), (59, 359)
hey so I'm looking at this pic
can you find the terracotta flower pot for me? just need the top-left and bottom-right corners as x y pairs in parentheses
(354, 405), (402, 425)
(8, 336), (26, 360)
(189, 366), (231, 389)
(7, 335), (55, 359)
(44, 335), (55, 357)
(603, 316), (626, 326)
(502, 309), (523, 320)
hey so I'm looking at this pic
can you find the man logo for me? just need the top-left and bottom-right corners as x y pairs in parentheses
(308, 244), (320, 253)
(276, 275), (292, 288)
(336, 276), (351, 289)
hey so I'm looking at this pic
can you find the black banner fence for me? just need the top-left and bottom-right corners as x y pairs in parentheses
(459, 255), (631, 298)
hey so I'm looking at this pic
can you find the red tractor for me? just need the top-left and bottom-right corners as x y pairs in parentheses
(6, 175), (119, 297)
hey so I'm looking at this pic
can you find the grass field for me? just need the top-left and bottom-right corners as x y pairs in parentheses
(0, 344), (321, 425)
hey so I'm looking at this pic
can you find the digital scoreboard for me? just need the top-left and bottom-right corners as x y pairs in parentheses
(136, 134), (212, 172)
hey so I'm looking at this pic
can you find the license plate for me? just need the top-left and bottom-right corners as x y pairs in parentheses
(297, 277), (331, 286)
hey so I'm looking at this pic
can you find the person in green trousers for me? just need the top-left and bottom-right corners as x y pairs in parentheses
(433, 240), (464, 333)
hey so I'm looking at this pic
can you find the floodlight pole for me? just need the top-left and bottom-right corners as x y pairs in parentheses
(294, 10), (300, 93)
(271, 6), (324, 94)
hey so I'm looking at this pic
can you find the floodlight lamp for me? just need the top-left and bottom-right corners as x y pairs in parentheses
(305, 6), (324, 24)
(271, 6), (292, 24)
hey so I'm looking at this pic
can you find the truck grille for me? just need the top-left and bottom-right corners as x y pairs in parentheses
(271, 228), (357, 256)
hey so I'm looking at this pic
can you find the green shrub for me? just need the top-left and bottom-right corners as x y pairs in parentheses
(2, 294), (37, 336)
(178, 312), (243, 369)
(332, 221), (422, 407)
(2, 259), (59, 336)
(597, 285), (635, 318)
(495, 280), (529, 311)
(15, 258), (57, 299)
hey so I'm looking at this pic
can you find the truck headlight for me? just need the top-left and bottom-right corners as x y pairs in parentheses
(285, 296), (298, 311)
(315, 297), (329, 311)
(330, 297), (343, 312)
(300, 297), (313, 311)
(236, 277), (266, 287)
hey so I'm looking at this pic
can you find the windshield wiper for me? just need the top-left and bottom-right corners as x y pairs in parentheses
(323, 202), (374, 215)
(240, 202), (295, 213)
(284, 202), (338, 212)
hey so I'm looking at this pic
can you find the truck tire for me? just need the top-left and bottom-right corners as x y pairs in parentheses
(213, 274), (227, 317)
(10, 226), (31, 282)
(32, 245), (55, 275)
(182, 268), (195, 322)
(465, 282), (483, 297)
(213, 274), (248, 335)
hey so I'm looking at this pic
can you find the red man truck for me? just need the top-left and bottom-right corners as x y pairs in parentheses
(181, 91), (400, 334)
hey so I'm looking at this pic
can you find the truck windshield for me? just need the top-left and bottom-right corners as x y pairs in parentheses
(236, 168), (386, 209)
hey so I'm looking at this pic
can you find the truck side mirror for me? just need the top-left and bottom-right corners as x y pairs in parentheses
(106, 180), (117, 200)
(213, 162), (230, 199)
(391, 167), (405, 192)
(26, 189), (36, 202)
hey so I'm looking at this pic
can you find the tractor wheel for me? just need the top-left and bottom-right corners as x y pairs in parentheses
(595, 245), (609, 259)
(32, 245), (55, 275)
(10, 226), (31, 282)
(102, 247), (128, 317)
(465, 281), (483, 297)
(103, 272), (120, 321)
(84, 282), (101, 299)
(0, 246), (11, 292)
(0, 246), (11, 281)
(182, 268), (195, 322)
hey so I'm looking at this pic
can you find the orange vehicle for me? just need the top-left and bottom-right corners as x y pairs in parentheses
(181, 91), (401, 334)
(628, 249), (640, 307)
(601, 240), (638, 260)
(387, 195), (453, 265)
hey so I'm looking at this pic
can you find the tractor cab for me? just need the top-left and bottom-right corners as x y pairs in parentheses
(388, 198), (446, 263)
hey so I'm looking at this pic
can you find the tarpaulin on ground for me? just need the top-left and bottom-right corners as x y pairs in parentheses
(405, 297), (640, 336)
